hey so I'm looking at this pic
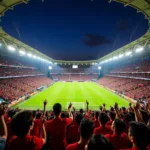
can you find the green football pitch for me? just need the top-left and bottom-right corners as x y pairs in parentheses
(13, 82), (129, 110)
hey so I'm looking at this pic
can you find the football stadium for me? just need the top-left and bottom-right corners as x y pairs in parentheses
(0, 0), (150, 150)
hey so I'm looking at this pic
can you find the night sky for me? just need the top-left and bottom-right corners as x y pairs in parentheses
(1, 0), (148, 60)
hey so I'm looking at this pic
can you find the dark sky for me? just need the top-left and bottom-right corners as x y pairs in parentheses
(1, 0), (148, 60)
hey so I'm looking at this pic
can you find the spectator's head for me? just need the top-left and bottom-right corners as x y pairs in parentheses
(109, 111), (116, 121)
(61, 112), (66, 118)
(75, 114), (83, 125)
(112, 119), (125, 134)
(94, 111), (99, 119)
(123, 112), (135, 124)
(36, 113), (42, 119)
(110, 106), (114, 112)
(7, 110), (16, 119)
(79, 109), (83, 114)
(129, 122), (150, 149)
(11, 110), (34, 138)
(79, 118), (94, 139)
(32, 110), (36, 118)
(85, 134), (114, 150)
(99, 112), (110, 126)
(140, 110), (149, 124)
(53, 103), (62, 116)
(122, 107), (126, 112)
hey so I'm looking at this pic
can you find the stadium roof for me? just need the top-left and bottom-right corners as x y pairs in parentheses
(0, 0), (150, 65)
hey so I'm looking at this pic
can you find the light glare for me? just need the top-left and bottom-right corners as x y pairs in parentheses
(19, 50), (26, 55)
(48, 66), (52, 70)
(7, 45), (16, 51)
(119, 54), (124, 58)
(135, 47), (144, 53)
(27, 53), (32, 57)
(125, 51), (132, 56)
(98, 66), (102, 70)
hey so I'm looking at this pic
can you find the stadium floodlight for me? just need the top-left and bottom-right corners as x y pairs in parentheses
(135, 47), (144, 53)
(7, 45), (16, 52)
(19, 50), (26, 55)
(33, 55), (37, 59)
(98, 66), (102, 70)
(48, 66), (52, 70)
(108, 58), (112, 61)
(54, 62), (57, 65)
(112, 56), (118, 60)
(36, 57), (40, 60)
(125, 51), (132, 56)
(119, 54), (124, 58)
(27, 53), (32, 57)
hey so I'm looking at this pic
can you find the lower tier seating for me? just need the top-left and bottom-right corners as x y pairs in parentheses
(0, 76), (53, 102)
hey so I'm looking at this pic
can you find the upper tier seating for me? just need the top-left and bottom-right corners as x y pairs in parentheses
(0, 67), (42, 77)
(111, 59), (150, 73)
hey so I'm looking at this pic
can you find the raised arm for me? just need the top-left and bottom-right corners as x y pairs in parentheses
(103, 103), (106, 112)
(133, 102), (144, 123)
(86, 100), (89, 114)
(114, 103), (121, 119)
(68, 103), (73, 119)
(146, 101), (150, 114)
(0, 104), (7, 140)
(128, 102), (134, 112)
(42, 100), (47, 118)
(40, 100), (47, 144)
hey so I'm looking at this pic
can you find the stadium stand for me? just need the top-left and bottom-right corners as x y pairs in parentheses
(0, 55), (53, 102)
(53, 74), (98, 81)
(97, 58), (150, 100)
(0, 0), (150, 150)
(0, 76), (53, 102)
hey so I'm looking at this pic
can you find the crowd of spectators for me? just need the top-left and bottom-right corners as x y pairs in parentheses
(0, 100), (150, 150)
(0, 67), (42, 77)
(0, 76), (53, 102)
(98, 76), (150, 100)
(111, 59), (150, 73)
(53, 74), (97, 81)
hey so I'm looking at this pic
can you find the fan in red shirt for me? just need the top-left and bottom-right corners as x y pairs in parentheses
(94, 112), (113, 135)
(93, 111), (100, 128)
(30, 113), (42, 137)
(46, 103), (73, 150)
(67, 113), (83, 144)
(66, 118), (94, 150)
(121, 122), (150, 150)
(7, 101), (47, 150)
(85, 134), (114, 150)
(6, 110), (16, 140)
(105, 119), (129, 150)
(107, 111), (116, 126)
